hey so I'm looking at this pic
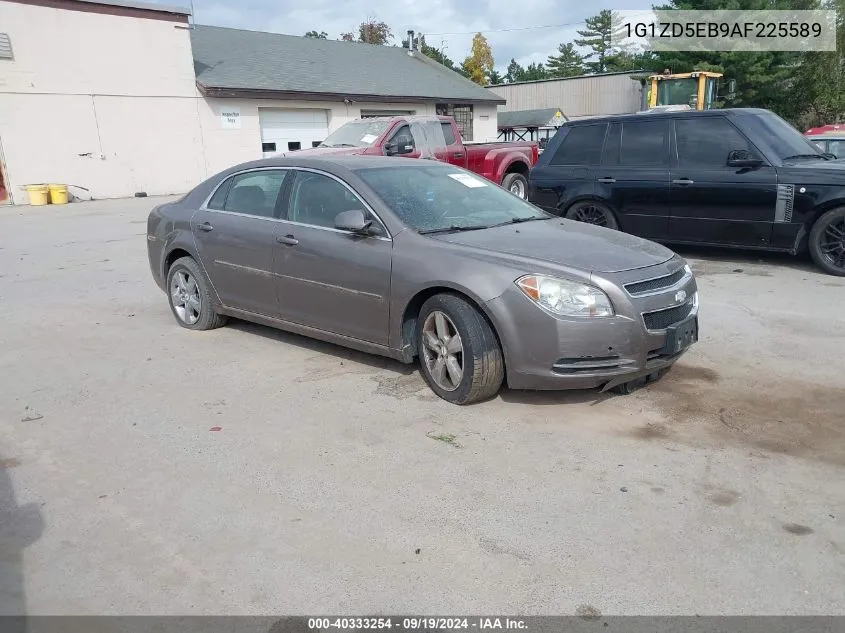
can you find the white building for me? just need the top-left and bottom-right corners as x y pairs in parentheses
(0, 0), (504, 204)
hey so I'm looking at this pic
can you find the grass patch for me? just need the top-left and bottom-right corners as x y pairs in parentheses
(426, 431), (462, 448)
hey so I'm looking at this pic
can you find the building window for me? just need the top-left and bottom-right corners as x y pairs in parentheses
(436, 103), (473, 141)
(262, 142), (277, 152)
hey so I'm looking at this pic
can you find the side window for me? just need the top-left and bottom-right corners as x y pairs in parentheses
(675, 118), (754, 167)
(222, 170), (287, 217)
(390, 125), (416, 152)
(828, 140), (845, 157)
(206, 178), (232, 210)
(549, 124), (607, 166)
(288, 171), (379, 233)
(441, 122), (457, 145)
(620, 120), (669, 166)
(602, 122), (621, 165)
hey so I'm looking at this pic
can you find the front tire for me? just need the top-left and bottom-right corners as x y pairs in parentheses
(565, 201), (619, 230)
(166, 256), (228, 330)
(809, 207), (845, 276)
(417, 294), (504, 405)
(502, 173), (528, 199)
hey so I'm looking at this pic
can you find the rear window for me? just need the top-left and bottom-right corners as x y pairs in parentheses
(549, 124), (607, 166)
(441, 122), (457, 145)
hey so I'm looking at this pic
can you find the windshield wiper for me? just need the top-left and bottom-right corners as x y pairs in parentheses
(783, 153), (828, 161)
(318, 143), (357, 148)
(418, 225), (490, 235)
(488, 216), (552, 228)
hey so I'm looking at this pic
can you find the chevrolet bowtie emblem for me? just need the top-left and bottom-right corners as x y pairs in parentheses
(675, 290), (687, 304)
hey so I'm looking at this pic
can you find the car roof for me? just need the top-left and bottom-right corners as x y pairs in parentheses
(563, 107), (772, 125)
(223, 154), (456, 174)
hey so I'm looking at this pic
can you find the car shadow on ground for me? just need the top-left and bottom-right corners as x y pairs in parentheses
(671, 244), (826, 277)
(228, 319), (617, 406)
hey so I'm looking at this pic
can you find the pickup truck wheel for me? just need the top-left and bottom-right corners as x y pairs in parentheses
(502, 173), (528, 199)
(565, 201), (619, 230)
(809, 207), (845, 276)
(417, 294), (504, 405)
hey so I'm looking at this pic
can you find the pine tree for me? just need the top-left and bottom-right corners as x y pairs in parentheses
(547, 43), (585, 78)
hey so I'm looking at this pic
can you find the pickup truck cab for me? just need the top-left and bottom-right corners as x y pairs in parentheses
(290, 115), (538, 199)
(529, 107), (845, 276)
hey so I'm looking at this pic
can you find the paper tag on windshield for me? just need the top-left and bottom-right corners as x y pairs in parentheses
(360, 134), (378, 144)
(448, 173), (487, 188)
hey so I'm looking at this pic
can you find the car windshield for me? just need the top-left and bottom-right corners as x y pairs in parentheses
(356, 165), (551, 233)
(754, 112), (828, 161)
(319, 120), (390, 148)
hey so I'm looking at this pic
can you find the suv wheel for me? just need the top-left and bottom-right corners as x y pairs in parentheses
(417, 294), (504, 405)
(809, 207), (845, 276)
(565, 201), (619, 230)
(166, 256), (228, 330)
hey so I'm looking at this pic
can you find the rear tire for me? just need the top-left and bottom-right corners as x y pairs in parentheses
(808, 207), (845, 276)
(417, 293), (504, 405)
(166, 256), (228, 330)
(565, 201), (619, 230)
(502, 173), (528, 199)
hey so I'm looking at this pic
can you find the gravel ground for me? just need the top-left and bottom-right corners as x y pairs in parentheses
(1, 197), (844, 616)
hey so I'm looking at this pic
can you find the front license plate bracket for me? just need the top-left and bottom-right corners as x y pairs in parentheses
(661, 316), (698, 356)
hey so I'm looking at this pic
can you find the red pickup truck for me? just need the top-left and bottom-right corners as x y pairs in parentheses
(290, 115), (538, 199)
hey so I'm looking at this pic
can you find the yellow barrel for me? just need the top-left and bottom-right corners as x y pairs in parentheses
(49, 183), (69, 205)
(26, 184), (50, 206)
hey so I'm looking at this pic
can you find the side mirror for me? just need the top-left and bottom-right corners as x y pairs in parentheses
(727, 149), (763, 168)
(334, 209), (372, 234)
(384, 142), (397, 156)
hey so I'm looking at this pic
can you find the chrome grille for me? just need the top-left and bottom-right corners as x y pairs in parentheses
(624, 269), (686, 295)
(643, 300), (694, 330)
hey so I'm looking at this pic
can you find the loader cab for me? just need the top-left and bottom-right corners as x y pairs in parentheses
(648, 71), (723, 111)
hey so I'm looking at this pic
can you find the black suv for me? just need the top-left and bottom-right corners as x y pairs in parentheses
(528, 108), (845, 276)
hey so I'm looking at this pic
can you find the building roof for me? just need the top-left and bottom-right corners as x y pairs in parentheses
(191, 25), (505, 104)
(72, 0), (191, 15)
(498, 108), (567, 129)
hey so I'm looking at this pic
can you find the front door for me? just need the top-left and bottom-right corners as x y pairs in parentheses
(594, 119), (672, 240)
(668, 116), (778, 247)
(274, 170), (392, 345)
(190, 168), (289, 316)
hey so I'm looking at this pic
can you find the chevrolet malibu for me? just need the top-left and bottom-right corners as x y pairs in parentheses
(147, 156), (699, 405)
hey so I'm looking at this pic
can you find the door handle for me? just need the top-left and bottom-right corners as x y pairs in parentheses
(276, 234), (299, 246)
(672, 178), (695, 185)
(453, 152), (463, 159)
(597, 177), (616, 184)
(196, 222), (214, 232)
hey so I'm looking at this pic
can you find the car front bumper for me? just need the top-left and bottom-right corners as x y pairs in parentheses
(485, 281), (699, 391)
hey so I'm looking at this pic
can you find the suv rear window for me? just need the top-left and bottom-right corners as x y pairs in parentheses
(549, 124), (607, 166)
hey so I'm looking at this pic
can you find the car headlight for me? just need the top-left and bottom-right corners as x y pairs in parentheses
(683, 263), (693, 276)
(516, 275), (614, 317)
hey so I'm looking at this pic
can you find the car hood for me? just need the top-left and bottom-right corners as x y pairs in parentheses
(429, 219), (675, 274)
(779, 159), (845, 184)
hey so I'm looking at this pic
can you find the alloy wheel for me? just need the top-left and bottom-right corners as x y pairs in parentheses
(421, 311), (464, 392)
(819, 217), (845, 271)
(570, 203), (610, 226)
(170, 270), (201, 325)
(509, 179), (526, 199)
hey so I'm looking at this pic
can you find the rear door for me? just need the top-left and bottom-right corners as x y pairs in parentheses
(440, 121), (467, 167)
(527, 122), (607, 214)
(668, 116), (777, 247)
(594, 119), (672, 240)
(190, 169), (289, 316)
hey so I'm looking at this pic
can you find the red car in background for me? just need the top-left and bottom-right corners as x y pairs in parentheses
(289, 115), (538, 199)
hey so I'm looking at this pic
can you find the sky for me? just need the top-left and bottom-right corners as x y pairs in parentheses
(150, 0), (652, 73)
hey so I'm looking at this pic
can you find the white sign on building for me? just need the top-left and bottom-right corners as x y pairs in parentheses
(221, 107), (241, 129)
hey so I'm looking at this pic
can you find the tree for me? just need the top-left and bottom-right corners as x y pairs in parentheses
(488, 69), (504, 84)
(574, 9), (630, 73)
(358, 17), (392, 45)
(546, 42), (585, 78)
(462, 32), (495, 85)
(504, 58), (548, 82)
(340, 33), (355, 42)
(304, 31), (328, 39)
(402, 33), (462, 72)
